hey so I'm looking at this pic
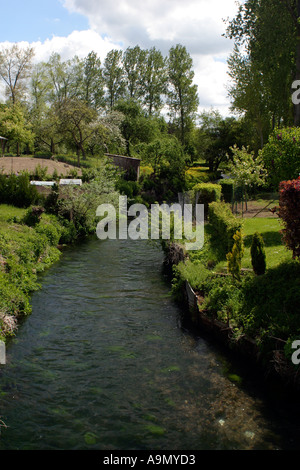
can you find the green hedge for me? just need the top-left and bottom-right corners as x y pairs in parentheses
(193, 183), (222, 216)
(0, 173), (39, 208)
(219, 179), (234, 204)
(208, 201), (243, 257)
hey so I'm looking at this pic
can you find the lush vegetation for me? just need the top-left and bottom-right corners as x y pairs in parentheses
(170, 199), (298, 375)
(1, 3), (300, 389)
(0, 205), (63, 339)
(0, 160), (120, 341)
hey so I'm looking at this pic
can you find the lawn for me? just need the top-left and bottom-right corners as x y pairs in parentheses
(214, 216), (292, 272)
(0, 204), (26, 224)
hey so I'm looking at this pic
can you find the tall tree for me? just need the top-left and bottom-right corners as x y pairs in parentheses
(196, 109), (245, 172)
(81, 51), (105, 110)
(167, 44), (199, 146)
(140, 47), (167, 116)
(225, 0), (297, 134)
(122, 45), (145, 100)
(32, 105), (63, 155)
(0, 104), (35, 155)
(103, 50), (125, 110)
(30, 63), (52, 112)
(0, 44), (35, 104)
(227, 45), (272, 150)
(45, 53), (82, 104)
(114, 99), (161, 156)
(56, 98), (98, 165)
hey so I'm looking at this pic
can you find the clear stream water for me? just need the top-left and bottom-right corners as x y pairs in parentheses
(0, 236), (300, 450)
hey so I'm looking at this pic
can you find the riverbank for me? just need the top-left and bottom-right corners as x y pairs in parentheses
(3, 234), (296, 451)
(0, 204), (73, 341)
(163, 212), (300, 391)
(0, 161), (120, 341)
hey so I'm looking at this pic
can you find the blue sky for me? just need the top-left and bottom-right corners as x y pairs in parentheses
(0, 0), (89, 43)
(0, 0), (239, 115)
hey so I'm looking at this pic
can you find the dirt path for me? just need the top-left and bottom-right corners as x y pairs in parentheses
(0, 157), (82, 177)
(233, 199), (279, 219)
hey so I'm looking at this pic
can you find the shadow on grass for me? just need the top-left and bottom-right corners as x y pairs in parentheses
(244, 231), (283, 248)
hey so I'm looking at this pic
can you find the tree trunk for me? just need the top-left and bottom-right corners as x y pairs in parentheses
(76, 147), (81, 167)
(51, 138), (55, 155)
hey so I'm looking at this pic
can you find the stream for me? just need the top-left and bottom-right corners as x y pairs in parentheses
(0, 236), (300, 450)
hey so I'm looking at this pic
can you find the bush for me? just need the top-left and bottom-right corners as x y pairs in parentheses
(251, 232), (266, 275)
(171, 260), (211, 302)
(116, 179), (140, 199)
(35, 219), (62, 246)
(202, 275), (243, 325)
(44, 184), (60, 215)
(0, 173), (39, 208)
(34, 152), (52, 159)
(240, 260), (300, 341)
(33, 164), (49, 181)
(278, 177), (300, 259)
(22, 206), (45, 227)
(219, 179), (234, 203)
(227, 230), (245, 281)
(193, 183), (222, 215)
(208, 201), (243, 258)
(261, 127), (300, 189)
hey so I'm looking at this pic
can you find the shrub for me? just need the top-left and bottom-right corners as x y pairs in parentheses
(116, 179), (140, 198)
(261, 127), (300, 189)
(22, 206), (45, 227)
(35, 219), (62, 246)
(278, 177), (300, 259)
(33, 164), (49, 181)
(171, 260), (211, 302)
(193, 183), (222, 215)
(44, 184), (60, 215)
(208, 201), (243, 258)
(0, 173), (39, 208)
(227, 230), (245, 281)
(203, 275), (243, 325)
(251, 232), (266, 275)
(240, 260), (300, 341)
(219, 179), (234, 203)
(34, 152), (52, 159)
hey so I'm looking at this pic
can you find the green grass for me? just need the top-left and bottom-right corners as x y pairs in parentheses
(242, 217), (292, 269)
(0, 204), (27, 223)
(214, 217), (292, 272)
(0, 204), (65, 339)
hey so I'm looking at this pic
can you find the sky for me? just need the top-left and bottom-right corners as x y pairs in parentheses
(0, 0), (240, 116)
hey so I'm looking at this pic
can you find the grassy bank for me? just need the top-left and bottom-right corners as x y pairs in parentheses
(0, 204), (69, 341)
(170, 203), (300, 383)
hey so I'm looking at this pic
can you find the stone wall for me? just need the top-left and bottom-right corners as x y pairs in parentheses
(105, 154), (141, 181)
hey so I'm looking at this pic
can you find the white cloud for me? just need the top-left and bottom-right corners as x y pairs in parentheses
(62, 0), (237, 53)
(60, 0), (238, 114)
(32, 30), (121, 63)
(0, 0), (238, 115)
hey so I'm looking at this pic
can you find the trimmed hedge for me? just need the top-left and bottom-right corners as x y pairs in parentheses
(193, 183), (222, 217)
(219, 179), (234, 204)
(208, 201), (243, 257)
